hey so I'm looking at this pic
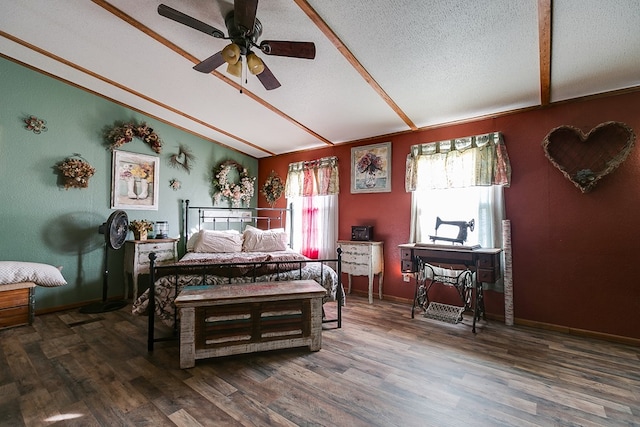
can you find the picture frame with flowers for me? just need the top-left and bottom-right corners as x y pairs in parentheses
(351, 142), (392, 193)
(111, 150), (159, 210)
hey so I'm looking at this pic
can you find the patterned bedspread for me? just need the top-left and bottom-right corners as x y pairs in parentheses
(131, 251), (344, 327)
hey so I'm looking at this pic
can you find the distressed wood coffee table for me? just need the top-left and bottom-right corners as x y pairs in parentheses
(175, 280), (326, 368)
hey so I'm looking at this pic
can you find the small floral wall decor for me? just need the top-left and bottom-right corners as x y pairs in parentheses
(57, 154), (96, 189)
(168, 144), (195, 173)
(261, 170), (284, 207)
(212, 160), (256, 208)
(169, 178), (181, 191)
(24, 115), (47, 134)
(104, 120), (163, 153)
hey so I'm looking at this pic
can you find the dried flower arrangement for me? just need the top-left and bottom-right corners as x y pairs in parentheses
(57, 155), (96, 189)
(105, 120), (163, 153)
(129, 219), (154, 240)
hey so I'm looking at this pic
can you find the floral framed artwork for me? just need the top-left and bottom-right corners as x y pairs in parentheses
(111, 150), (160, 210)
(351, 142), (392, 193)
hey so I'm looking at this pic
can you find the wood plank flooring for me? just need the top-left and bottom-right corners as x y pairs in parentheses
(1, 296), (639, 426)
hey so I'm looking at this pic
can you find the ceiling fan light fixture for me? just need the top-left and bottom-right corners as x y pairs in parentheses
(222, 43), (241, 65)
(247, 52), (265, 75)
(226, 58), (243, 77)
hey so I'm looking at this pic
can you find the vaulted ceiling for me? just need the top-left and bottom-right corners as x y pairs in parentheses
(1, 1), (639, 158)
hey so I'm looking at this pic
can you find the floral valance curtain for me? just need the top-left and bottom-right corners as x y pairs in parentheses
(405, 132), (511, 191)
(285, 156), (339, 197)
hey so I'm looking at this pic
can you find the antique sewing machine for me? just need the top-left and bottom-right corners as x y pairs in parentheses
(428, 216), (475, 245)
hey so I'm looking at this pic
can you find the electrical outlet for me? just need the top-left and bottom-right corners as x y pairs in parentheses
(403, 273), (411, 282)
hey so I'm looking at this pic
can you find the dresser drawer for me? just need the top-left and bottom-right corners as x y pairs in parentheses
(136, 248), (175, 265)
(477, 269), (497, 283)
(401, 260), (415, 273)
(342, 262), (370, 276)
(339, 244), (371, 257)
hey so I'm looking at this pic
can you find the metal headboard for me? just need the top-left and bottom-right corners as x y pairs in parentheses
(182, 199), (294, 253)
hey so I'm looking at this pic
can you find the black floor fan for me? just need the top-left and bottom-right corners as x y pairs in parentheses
(80, 210), (129, 313)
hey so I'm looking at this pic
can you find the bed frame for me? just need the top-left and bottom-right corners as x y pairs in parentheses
(145, 201), (344, 351)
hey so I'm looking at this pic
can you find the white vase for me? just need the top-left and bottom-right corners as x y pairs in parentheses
(127, 178), (137, 198)
(138, 178), (149, 199)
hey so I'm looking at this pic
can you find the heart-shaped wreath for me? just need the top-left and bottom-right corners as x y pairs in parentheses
(168, 144), (195, 173)
(542, 121), (636, 193)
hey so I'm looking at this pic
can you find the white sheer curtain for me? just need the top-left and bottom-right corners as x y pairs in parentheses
(287, 195), (338, 259)
(285, 157), (339, 259)
(410, 186), (505, 248)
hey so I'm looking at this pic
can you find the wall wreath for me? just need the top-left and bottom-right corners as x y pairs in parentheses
(261, 170), (284, 207)
(212, 160), (256, 207)
(105, 120), (163, 153)
(168, 143), (195, 173)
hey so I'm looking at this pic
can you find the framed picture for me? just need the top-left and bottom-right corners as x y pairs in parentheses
(351, 142), (392, 193)
(111, 150), (159, 210)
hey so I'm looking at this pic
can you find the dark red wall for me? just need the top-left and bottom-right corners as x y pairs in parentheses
(259, 90), (640, 340)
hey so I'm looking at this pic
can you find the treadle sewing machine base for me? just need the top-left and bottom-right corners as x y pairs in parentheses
(399, 243), (501, 334)
(423, 302), (465, 324)
(411, 264), (485, 332)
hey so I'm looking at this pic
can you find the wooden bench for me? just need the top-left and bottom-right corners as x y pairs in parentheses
(174, 280), (327, 369)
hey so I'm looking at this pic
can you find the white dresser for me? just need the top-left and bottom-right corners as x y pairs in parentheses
(124, 239), (178, 300)
(337, 240), (384, 304)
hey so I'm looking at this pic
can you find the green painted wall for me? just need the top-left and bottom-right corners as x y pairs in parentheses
(0, 57), (257, 311)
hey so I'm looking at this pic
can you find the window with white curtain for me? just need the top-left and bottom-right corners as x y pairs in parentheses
(285, 157), (339, 259)
(406, 132), (511, 291)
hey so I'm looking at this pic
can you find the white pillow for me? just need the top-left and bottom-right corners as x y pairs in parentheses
(193, 229), (243, 253)
(242, 226), (288, 252)
(0, 261), (67, 287)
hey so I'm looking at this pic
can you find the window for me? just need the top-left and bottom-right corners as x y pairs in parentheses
(410, 186), (504, 248)
(406, 133), (511, 290)
(285, 157), (339, 259)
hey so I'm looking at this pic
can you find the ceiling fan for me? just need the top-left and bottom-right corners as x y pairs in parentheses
(158, 1), (316, 90)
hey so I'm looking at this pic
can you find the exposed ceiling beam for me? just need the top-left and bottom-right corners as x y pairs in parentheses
(538, 0), (552, 106)
(0, 29), (272, 156)
(92, 0), (334, 148)
(294, 0), (418, 131)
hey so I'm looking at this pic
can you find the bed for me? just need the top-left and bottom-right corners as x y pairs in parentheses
(132, 201), (345, 350)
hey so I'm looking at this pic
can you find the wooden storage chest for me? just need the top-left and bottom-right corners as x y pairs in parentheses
(0, 282), (35, 329)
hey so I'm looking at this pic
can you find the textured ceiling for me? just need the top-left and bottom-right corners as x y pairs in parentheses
(1, 0), (639, 158)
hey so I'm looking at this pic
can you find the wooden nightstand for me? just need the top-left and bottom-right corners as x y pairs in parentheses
(337, 240), (384, 304)
(124, 239), (178, 300)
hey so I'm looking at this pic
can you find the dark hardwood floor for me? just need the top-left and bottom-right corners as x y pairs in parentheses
(1, 295), (639, 426)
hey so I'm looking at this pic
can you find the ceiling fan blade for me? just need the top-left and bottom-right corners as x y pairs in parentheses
(193, 51), (225, 73)
(259, 41), (316, 59)
(158, 4), (225, 38)
(256, 62), (281, 90)
(234, 0), (258, 34)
